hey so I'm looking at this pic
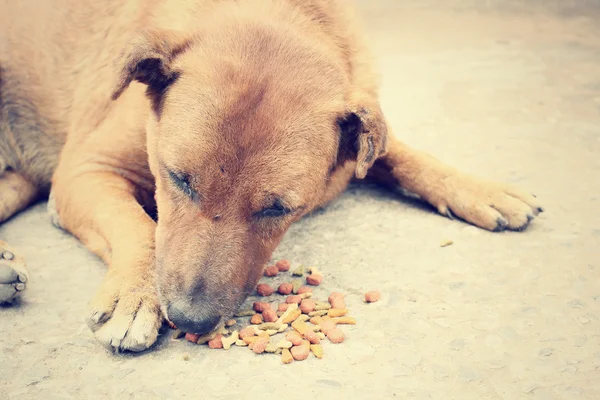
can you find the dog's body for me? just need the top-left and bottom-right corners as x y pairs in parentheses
(0, 0), (543, 352)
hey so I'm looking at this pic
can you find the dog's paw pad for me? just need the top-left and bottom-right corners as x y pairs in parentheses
(0, 246), (29, 305)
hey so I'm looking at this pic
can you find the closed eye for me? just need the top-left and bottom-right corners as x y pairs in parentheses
(168, 170), (194, 198)
(255, 199), (293, 218)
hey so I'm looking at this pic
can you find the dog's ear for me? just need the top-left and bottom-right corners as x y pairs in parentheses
(112, 30), (191, 101)
(337, 106), (389, 179)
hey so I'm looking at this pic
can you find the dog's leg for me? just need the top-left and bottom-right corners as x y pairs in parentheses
(51, 167), (162, 352)
(0, 171), (38, 223)
(0, 241), (28, 304)
(368, 135), (544, 231)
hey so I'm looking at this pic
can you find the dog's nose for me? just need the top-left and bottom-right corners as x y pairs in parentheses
(167, 301), (221, 335)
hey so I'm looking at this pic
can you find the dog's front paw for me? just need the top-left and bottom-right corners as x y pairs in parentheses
(87, 269), (163, 352)
(435, 173), (544, 232)
(0, 242), (28, 305)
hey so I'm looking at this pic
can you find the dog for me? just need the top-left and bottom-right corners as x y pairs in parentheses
(0, 0), (543, 352)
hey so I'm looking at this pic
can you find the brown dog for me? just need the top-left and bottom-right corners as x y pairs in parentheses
(0, 0), (543, 352)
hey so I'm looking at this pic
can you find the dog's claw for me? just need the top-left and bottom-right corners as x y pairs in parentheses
(0, 243), (28, 304)
(494, 217), (509, 232)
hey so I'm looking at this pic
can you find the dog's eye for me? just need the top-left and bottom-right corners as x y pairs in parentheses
(256, 200), (292, 218)
(169, 170), (193, 197)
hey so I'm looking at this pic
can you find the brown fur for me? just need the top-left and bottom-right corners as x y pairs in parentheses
(0, 0), (543, 352)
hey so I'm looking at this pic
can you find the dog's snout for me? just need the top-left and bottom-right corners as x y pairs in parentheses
(167, 301), (221, 335)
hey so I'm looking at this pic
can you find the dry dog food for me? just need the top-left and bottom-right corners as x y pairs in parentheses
(306, 273), (323, 286)
(277, 283), (293, 295)
(256, 283), (274, 296)
(276, 260), (291, 272)
(364, 291), (380, 303)
(173, 260), (372, 364)
(253, 302), (271, 313)
(264, 265), (279, 277)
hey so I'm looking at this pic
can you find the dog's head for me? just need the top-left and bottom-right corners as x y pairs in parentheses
(112, 26), (387, 334)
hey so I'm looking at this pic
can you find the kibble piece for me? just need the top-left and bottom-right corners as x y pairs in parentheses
(314, 301), (331, 311)
(299, 299), (316, 314)
(292, 266), (304, 276)
(286, 331), (303, 346)
(309, 316), (323, 325)
(297, 286), (313, 295)
(278, 283), (293, 295)
(306, 273), (323, 286)
(225, 319), (237, 327)
(296, 314), (310, 323)
(326, 328), (345, 344)
(251, 313), (263, 325)
(251, 337), (269, 354)
(308, 310), (328, 317)
(328, 308), (348, 317)
(277, 340), (293, 349)
(332, 316), (356, 325)
(234, 309), (255, 317)
(276, 260), (291, 272)
(365, 291), (381, 303)
(185, 333), (200, 343)
(277, 303), (289, 312)
(319, 318), (337, 335)
(262, 309), (278, 323)
(299, 292), (313, 300)
(257, 283), (275, 297)
(264, 265), (279, 277)
(281, 348), (294, 364)
(258, 322), (282, 331)
(265, 343), (279, 353)
(292, 279), (303, 294)
(239, 327), (256, 340)
(304, 330), (320, 344)
(197, 332), (219, 345)
(222, 331), (239, 350)
(277, 323), (289, 333)
(291, 320), (309, 335)
(328, 292), (346, 309)
(243, 336), (260, 345)
(440, 239), (454, 248)
(208, 334), (224, 349)
(291, 344), (310, 361)
(316, 332), (326, 340)
(310, 344), (324, 359)
(279, 307), (299, 324)
(235, 339), (248, 347)
(253, 302), (271, 313)
(286, 295), (302, 304)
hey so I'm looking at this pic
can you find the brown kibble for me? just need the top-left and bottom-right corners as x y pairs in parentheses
(239, 326), (256, 340)
(319, 318), (337, 335)
(277, 303), (289, 312)
(276, 260), (291, 272)
(291, 320), (309, 335)
(304, 330), (320, 344)
(309, 316), (323, 325)
(251, 337), (269, 354)
(328, 308), (348, 317)
(262, 309), (278, 323)
(281, 348), (293, 364)
(286, 331), (303, 346)
(278, 283), (293, 295)
(225, 319), (237, 327)
(256, 283), (275, 296)
(310, 344), (324, 359)
(253, 302), (271, 313)
(299, 299), (316, 314)
(328, 292), (346, 309)
(282, 308), (302, 324)
(327, 328), (345, 344)
(291, 344), (310, 361)
(286, 295), (302, 304)
(264, 265), (279, 277)
(243, 336), (260, 345)
(365, 291), (381, 303)
(297, 286), (313, 295)
(208, 334), (224, 349)
(251, 314), (263, 325)
(306, 273), (323, 286)
(185, 333), (200, 343)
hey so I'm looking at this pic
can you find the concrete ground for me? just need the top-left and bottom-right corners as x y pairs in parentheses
(2, 0), (600, 399)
